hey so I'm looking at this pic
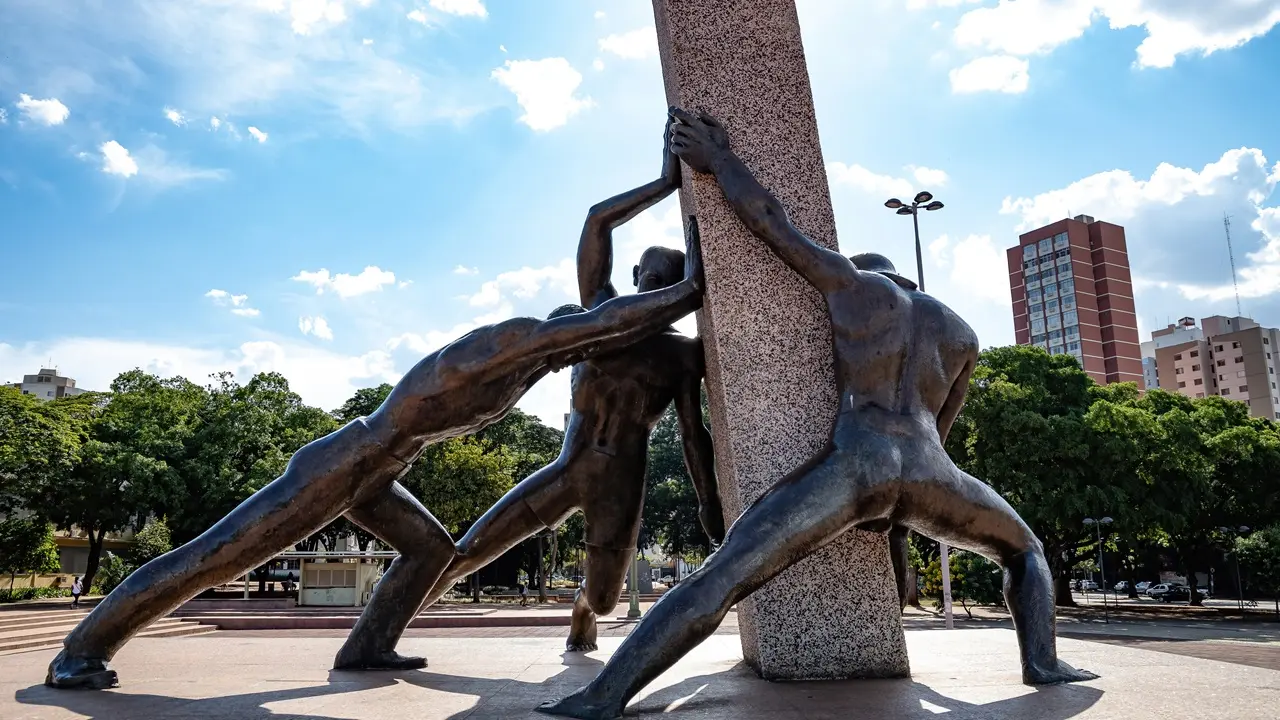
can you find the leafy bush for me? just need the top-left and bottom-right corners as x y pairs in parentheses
(128, 517), (172, 567)
(920, 550), (1005, 618)
(92, 552), (135, 596)
(0, 587), (73, 604)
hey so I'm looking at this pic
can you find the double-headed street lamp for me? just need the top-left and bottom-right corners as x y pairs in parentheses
(884, 191), (945, 293)
(886, 191), (947, 625)
(1084, 517), (1113, 624)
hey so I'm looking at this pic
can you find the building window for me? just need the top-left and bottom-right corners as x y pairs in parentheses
(1060, 278), (1075, 293)
(1024, 260), (1036, 271)
(1223, 389), (1231, 395)
(1190, 350), (1199, 358)
(1178, 381), (1186, 388)
(46, 391), (53, 397)
(1047, 299), (1060, 312)
(1063, 310), (1078, 325)
(1044, 283), (1058, 298)
(1197, 393), (1205, 398)
(1067, 341), (1080, 352)
(1235, 357), (1244, 364)
(1031, 320), (1045, 334)
(1038, 238), (1053, 254)
(1054, 233), (1069, 249)
(1029, 303), (1042, 315)
(1049, 329), (1064, 340)
(1218, 359), (1227, 367)
(1023, 244), (1036, 260)
(1062, 296), (1076, 311)
(1028, 289), (1042, 302)
(1233, 341), (1241, 349)
(1174, 353), (1183, 361)
(1192, 364), (1201, 371)
(1216, 345), (1224, 352)
(1265, 338), (1270, 345)
(1194, 378), (1203, 386)
(1175, 367), (1184, 375)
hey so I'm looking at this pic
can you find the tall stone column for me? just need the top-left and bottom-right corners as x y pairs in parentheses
(652, 0), (910, 680)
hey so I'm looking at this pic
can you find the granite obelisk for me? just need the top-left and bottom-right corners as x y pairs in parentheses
(652, 0), (910, 679)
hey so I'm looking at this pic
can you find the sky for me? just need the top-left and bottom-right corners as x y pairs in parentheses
(3, 0), (1280, 429)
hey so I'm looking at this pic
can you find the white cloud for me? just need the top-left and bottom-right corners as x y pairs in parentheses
(598, 26), (658, 59)
(248, 126), (269, 143)
(453, 265), (479, 275)
(927, 233), (1009, 303)
(491, 58), (593, 132)
(362, 38), (374, 45)
(210, 116), (223, 130)
(100, 141), (139, 178)
(594, 10), (606, 20)
(164, 107), (186, 125)
(0, 337), (398, 415)
(429, 0), (487, 17)
(952, 0), (1280, 69)
(292, 266), (399, 298)
(1002, 147), (1280, 304)
(593, 59), (605, 71)
(205, 288), (261, 317)
(467, 258), (577, 309)
(909, 165), (949, 187)
(827, 162), (914, 199)
(406, 9), (429, 24)
(299, 315), (335, 340)
(0, 108), (7, 124)
(16, 93), (70, 126)
(272, 0), (348, 35)
(949, 55), (1029, 94)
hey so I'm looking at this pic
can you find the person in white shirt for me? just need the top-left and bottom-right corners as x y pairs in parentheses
(70, 577), (83, 609)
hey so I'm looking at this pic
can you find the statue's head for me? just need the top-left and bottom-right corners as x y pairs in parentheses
(849, 252), (918, 291)
(633, 246), (685, 293)
(545, 303), (589, 370)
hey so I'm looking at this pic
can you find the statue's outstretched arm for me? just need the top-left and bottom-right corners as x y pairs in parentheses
(578, 117), (681, 309)
(669, 107), (853, 294)
(674, 348), (723, 544)
(936, 355), (976, 444)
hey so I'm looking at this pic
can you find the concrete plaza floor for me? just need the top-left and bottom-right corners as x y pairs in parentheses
(3, 628), (1278, 719)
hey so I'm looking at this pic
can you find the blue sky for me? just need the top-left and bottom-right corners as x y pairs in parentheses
(3, 0), (1280, 427)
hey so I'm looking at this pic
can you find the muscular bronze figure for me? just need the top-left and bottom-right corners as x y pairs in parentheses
(538, 108), (1097, 720)
(46, 223), (706, 690)
(335, 120), (723, 666)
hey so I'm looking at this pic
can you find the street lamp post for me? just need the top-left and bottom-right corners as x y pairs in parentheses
(884, 191), (945, 294)
(1218, 526), (1252, 611)
(1084, 517), (1113, 624)
(886, 191), (946, 625)
(627, 552), (642, 619)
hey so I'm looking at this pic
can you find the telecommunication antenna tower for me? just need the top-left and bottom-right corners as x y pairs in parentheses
(1223, 213), (1243, 317)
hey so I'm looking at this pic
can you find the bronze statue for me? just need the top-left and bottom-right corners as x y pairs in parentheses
(538, 108), (1097, 720)
(335, 119), (722, 666)
(46, 218), (706, 690)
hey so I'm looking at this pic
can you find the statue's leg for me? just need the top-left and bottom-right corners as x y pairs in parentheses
(898, 460), (1099, 686)
(48, 420), (401, 690)
(333, 482), (454, 670)
(539, 445), (891, 720)
(566, 544), (632, 652)
(417, 459), (576, 612)
(889, 525), (911, 610)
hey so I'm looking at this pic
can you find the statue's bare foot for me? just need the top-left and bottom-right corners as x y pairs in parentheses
(333, 649), (427, 671)
(566, 605), (598, 652)
(537, 688), (622, 720)
(46, 650), (119, 690)
(1024, 659), (1099, 685)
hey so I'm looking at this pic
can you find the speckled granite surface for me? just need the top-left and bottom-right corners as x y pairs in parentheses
(652, 0), (910, 680)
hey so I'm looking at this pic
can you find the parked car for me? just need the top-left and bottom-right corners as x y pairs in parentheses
(1148, 583), (1201, 601)
(1135, 581), (1152, 594)
(1078, 580), (1099, 591)
(1114, 581), (1128, 592)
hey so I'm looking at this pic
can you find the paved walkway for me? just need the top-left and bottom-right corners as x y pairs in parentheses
(4, 629), (1278, 718)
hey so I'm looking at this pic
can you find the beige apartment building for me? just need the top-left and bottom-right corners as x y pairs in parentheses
(1151, 315), (1280, 420)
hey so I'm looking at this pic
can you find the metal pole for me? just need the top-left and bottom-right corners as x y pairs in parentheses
(627, 552), (641, 619)
(912, 208), (926, 292)
(1236, 553), (1244, 612)
(1097, 524), (1108, 624)
(939, 543), (954, 629)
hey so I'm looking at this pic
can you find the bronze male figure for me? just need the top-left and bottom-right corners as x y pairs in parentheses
(538, 109), (1096, 720)
(46, 231), (705, 690)
(336, 120), (722, 665)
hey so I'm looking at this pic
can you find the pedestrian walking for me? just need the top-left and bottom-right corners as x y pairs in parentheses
(518, 582), (528, 607)
(71, 577), (83, 609)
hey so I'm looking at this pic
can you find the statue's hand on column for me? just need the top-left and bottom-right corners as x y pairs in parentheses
(661, 113), (682, 189)
(684, 216), (704, 292)
(669, 107), (729, 174)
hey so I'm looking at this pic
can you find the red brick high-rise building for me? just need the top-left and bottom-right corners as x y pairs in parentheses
(1007, 215), (1144, 387)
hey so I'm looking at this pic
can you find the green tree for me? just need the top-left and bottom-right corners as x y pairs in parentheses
(403, 438), (519, 532)
(173, 372), (337, 543)
(128, 517), (173, 567)
(0, 387), (82, 514)
(332, 384), (394, 424)
(0, 517), (61, 590)
(641, 407), (713, 562)
(1235, 526), (1280, 612)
